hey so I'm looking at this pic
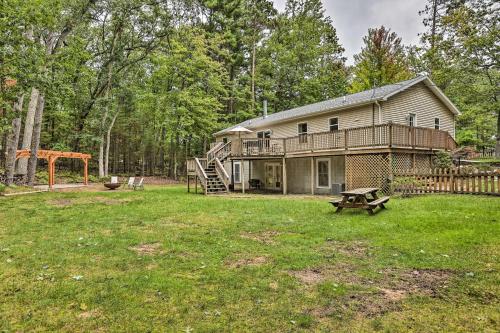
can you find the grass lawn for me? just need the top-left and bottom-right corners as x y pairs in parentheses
(0, 186), (499, 332)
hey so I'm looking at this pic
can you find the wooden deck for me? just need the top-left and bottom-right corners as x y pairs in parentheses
(237, 123), (456, 158)
(187, 123), (457, 177)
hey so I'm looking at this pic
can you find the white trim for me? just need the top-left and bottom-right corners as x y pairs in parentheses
(264, 162), (282, 190)
(297, 122), (308, 135)
(408, 113), (417, 127)
(316, 158), (331, 189)
(434, 117), (440, 130)
(328, 117), (339, 131)
(257, 129), (272, 138)
(233, 161), (241, 183)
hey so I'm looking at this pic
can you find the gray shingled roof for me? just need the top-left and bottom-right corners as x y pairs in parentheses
(215, 76), (435, 136)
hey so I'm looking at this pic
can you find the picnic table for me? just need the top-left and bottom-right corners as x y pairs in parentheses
(330, 187), (389, 215)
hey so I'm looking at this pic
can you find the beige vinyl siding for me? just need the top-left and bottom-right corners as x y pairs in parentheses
(216, 103), (377, 141)
(382, 82), (455, 137)
(215, 82), (456, 142)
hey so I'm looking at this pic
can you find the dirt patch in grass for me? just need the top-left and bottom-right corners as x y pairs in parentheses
(227, 256), (268, 268)
(377, 268), (453, 297)
(129, 242), (164, 256)
(322, 240), (372, 258)
(49, 198), (74, 207)
(240, 231), (282, 245)
(288, 262), (362, 285)
(93, 196), (134, 205)
(306, 268), (455, 319)
(78, 309), (102, 319)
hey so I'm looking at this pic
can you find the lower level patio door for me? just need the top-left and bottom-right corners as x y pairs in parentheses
(265, 163), (282, 190)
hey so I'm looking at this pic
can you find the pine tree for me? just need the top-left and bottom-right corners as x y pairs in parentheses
(350, 26), (413, 93)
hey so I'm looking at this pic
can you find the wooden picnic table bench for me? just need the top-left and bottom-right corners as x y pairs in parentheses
(329, 187), (389, 215)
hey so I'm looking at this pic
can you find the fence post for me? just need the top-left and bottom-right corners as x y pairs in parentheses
(450, 168), (455, 194)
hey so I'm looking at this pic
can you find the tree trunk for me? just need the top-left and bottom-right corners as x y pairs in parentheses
(251, 36), (256, 114)
(16, 87), (39, 175)
(104, 110), (119, 176)
(27, 94), (45, 186)
(496, 112), (500, 158)
(4, 95), (25, 185)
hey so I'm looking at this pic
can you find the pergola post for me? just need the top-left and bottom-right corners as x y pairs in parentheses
(83, 158), (88, 185)
(48, 156), (53, 189)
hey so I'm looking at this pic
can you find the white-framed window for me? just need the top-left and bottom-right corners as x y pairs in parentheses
(257, 130), (271, 139)
(316, 158), (330, 188)
(233, 161), (241, 183)
(298, 122), (308, 143)
(329, 117), (339, 131)
(408, 113), (417, 127)
(222, 137), (228, 144)
(434, 118), (440, 130)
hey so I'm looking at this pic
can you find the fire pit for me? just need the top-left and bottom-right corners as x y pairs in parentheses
(104, 183), (121, 190)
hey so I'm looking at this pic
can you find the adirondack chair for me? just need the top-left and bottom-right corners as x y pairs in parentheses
(133, 177), (144, 191)
(126, 177), (135, 189)
(111, 176), (118, 184)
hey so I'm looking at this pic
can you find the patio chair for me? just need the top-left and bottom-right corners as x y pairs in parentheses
(133, 177), (144, 191)
(111, 176), (118, 184)
(126, 177), (135, 189)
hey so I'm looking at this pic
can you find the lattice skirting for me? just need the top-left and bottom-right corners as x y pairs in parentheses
(346, 153), (391, 193)
(346, 152), (433, 194)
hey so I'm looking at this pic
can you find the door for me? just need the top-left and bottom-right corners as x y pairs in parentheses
(265, 163), (282, 190)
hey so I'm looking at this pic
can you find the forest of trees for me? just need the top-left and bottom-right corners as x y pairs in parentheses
(1, 0), (498, 184)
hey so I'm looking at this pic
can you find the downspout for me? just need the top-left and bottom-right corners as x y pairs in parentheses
(375, 100), (382, 124)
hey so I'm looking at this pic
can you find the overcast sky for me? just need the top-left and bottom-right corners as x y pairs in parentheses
(272, 0), (426, 65)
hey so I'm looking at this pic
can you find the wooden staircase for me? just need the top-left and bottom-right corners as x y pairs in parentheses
(204, 161), (228, 194)
(190, 141), (232, 195)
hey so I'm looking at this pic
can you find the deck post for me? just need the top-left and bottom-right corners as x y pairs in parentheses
(187, 175), (190, 192)
(195, 176), (198, 193)
(310, 157), (315, 195)
(241, 158), (245, 194)
(282, 157), (287, 195)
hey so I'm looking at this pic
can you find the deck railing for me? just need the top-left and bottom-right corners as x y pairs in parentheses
(239, 123), (456, 156)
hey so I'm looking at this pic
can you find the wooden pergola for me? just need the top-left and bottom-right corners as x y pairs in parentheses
(16, 149), (91, 189)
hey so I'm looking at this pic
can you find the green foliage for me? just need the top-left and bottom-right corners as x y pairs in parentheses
(433, 151), (453, 169)
(0, 183), (5, 193)
(419, 0), (499, 150)
(350, 26), (413, 93)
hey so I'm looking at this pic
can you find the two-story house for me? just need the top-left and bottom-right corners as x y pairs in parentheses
(187, 76), (459, 195)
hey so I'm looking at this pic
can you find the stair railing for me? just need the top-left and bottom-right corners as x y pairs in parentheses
(207, 141), (232, 164)
(206, 142), (223, 163)
(194, 157), (208, 195)
(215, 157), (230, 192)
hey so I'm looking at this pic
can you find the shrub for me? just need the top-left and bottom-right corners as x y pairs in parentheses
(0, 183), (6, 193)
(433, 151), (453, 169)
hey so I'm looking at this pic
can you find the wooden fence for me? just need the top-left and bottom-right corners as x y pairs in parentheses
(394, 168), (500, 196)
